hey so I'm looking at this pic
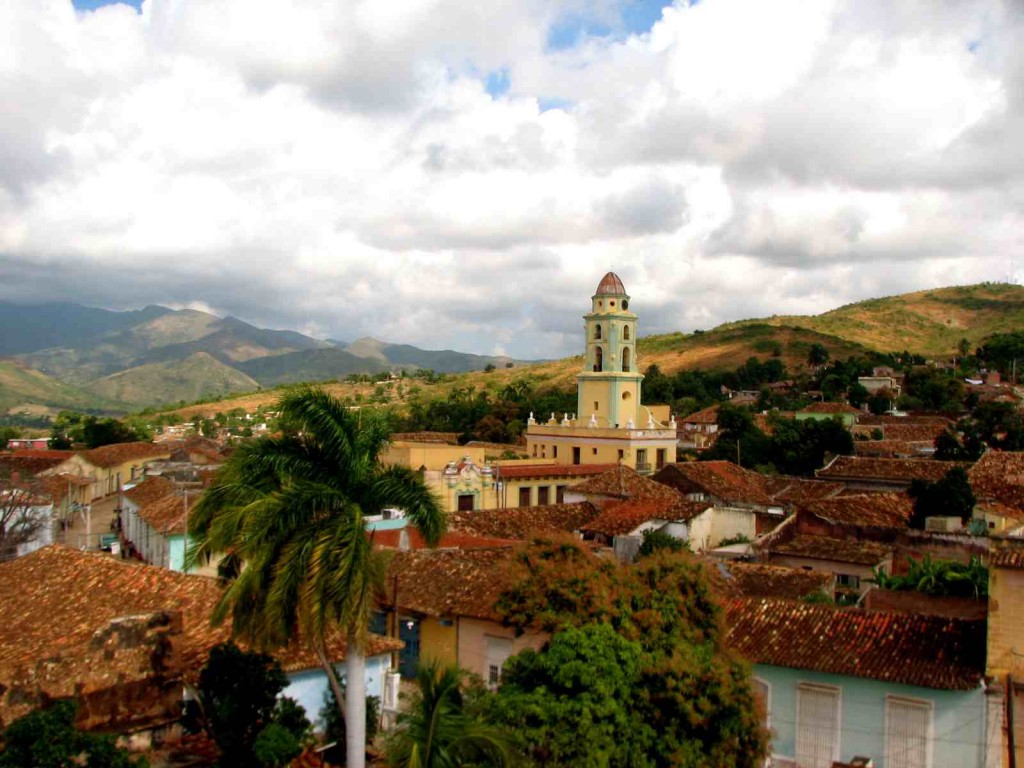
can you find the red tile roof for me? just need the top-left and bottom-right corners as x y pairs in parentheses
(968, 451), (1024, 509)
(799, 402), (860, 415)
(990, 541), (1024, 569)
(371, 527), (517, 551)
(582, 498), (709, 538)
(681, 404), (720, 425)
(0, 450), (74, 476)
(570, 465), (683, 502)
(0, 546), (399, 724)
(763, 476), (846, 504)
(124, 475), (177, 508)
(137, 491), (201, 536)
(653, 461), (774, 506)
(448, 502), (600, 539)
(703, 560), (833, 600)
(595, 271), (627, 295)
(856, 415), (954, 427)
(385, 547), (519, 621)
(494, 463), (618, 480)
(800, 492), (913, 529)
(768, 534), (893, 565)
(853, 439), (931, 458)
(877, 423), (948, 442)
(724, 597), (985, 690)
(817, 456), (971, 484)
(390, 432), (461, 445)
(81, 442), (171, 469)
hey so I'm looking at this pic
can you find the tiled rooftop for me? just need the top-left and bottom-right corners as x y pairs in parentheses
(137, 491), (202, 536)
(448, 502), (600, 539)
(725, 597), (985, 690)
(990, 540), (1024, 570)
(853, 439), (931, 458)
(968, 451), (1024, 509)
(763, 476), (846, 504)
(817, 456), (971, 483)
(390, 432), (461, 444)
(582, 498), (709, 538)
(0, 546), (398, 719)
(768, 534), (893, 565)
(653, 461), (774, 506)
(81, 442), (171, 469)
(800, 492), (913, 529)
(124, 475), (177, 508)
(385, 547), (519, 621)
(370, 527), (517, 550)
(0, 450), (74, 477)
(570, 465), (683, 502)
(681, 404), (720, 424)
(704, 560), (833, 600)
(799, 402), (861, 415)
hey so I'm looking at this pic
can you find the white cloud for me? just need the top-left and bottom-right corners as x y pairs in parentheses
(0, 0), (1021, 360)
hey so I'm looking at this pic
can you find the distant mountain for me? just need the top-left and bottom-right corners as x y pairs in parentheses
(85, 352), (261, 408)
(343, 336), (517, 372)
(236, 348), (389, 386)
(0, 302), (172, 356)
(0, 360), (121, 415)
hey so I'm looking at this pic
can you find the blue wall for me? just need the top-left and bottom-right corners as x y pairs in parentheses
(755, 664), (987, 768)
(282, 654), (390, 731)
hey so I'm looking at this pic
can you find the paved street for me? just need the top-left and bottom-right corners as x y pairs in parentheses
(54, 493), (121, 551)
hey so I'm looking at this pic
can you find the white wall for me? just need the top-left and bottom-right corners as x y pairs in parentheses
(282, 653), (391, 731)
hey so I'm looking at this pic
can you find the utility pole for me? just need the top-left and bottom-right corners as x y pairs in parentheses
(736, 439), (741, 468)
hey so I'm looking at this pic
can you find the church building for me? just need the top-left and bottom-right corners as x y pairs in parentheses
(526, 273), (677, 474)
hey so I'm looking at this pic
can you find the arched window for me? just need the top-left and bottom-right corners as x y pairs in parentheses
(595, 324), (602, 340)
(595, 347), (603, 372)
(623, 325), (631, 340)
(622, 347), (631, 372)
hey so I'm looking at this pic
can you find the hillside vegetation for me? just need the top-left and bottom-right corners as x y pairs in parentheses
(728, 283), (1024, 356)
(0, 361), (121, 416)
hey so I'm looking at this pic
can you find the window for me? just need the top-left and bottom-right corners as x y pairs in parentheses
(796, 684), (840, 768)
(556, 485), (567, 503)
(656, 448), (666, 469)
(594, 401), (599, 411)
(618, 449), (625, 461)
(622, 299), (628, 310)
(753, 678), (771, 731)
(457, 494), (474, 512)
(485, 636), (513, 688)
(573, 447), (581, 465)
(518, 487), (531, 507)
(595, 347), (603, 372)
(595, 324), (602, 340)
(622, 347), (631, 372)
(592, 448), (598, 455)
(836, 573), (860, 590)
(553, 446), (558, 459)
(623, 323), (630, 338)
(538, 486), (550, 505)
(885, 696), (932, 768)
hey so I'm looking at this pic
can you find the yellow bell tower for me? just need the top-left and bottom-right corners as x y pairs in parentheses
(578, 272), (643, 428)
(524, 272), (678, 475)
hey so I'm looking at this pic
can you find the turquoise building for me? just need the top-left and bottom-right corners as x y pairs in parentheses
(727, 598), (993, 768)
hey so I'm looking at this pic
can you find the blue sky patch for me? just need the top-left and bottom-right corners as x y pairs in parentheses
(485, 69), (510, 98)
(539, 97), (574, 113)
(72, 0), (142, 11)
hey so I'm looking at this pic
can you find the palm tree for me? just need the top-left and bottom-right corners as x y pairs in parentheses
(386, 660), (515, 768)
(188, 387), (445, 768)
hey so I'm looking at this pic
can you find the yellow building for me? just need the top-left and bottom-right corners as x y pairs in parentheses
(526, 272), (677, 474)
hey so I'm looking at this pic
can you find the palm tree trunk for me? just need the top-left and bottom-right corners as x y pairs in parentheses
(346, 631), (367, 768)
(314, 640), (347, 724)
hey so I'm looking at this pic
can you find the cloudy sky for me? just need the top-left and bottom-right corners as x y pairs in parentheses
(1, 0), (1022, 358)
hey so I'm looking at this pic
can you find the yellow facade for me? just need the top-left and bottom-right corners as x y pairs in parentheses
(526, 273), (677, 474)
(418, 616), (459, 668)
(380, 442), (486, 472)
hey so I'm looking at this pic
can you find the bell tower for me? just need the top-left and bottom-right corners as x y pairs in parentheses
(577, 272), (644, 428)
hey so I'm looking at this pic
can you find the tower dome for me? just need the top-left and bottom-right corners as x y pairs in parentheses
(595, 271), (626, 296)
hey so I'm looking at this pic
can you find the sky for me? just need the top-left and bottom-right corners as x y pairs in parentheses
(1, 1), (1022, 359)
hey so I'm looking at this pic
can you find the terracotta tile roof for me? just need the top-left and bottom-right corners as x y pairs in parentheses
(385, 547), (519, 621)
(724, 597), (985, 690)
(768, 534), (893, 565)
(570, 465), (683, 502)
(877, 423), (948, 442)
(124, 475), (177, 507)
(816, 456), (971, 484)
(494, 463), (618, 480)
(370, 527), (517, 550)
(582, 498), (709, 538)
(799, 402), (861, 415)
(681, 404), (720, 425)
(976, 499), (1024, 522)
(81, 442), (171, 469)
(0, 450), (74, 476)
(968, 451), (1024, 509)
(853, 439), (931, 458)
(653, 461), (774, 506)
(137, 491), (202, 536)
(800, 493), (913, 529)
(596, 271), (627, 295)
(703, 560), (833, 600)
(856, 415), (955, 427)
(763, 476), (846, 504)
(0, 546), (398, 720)
(990, 541), (1024, 569)
(448, 502), (600, 539)
(38, 473), (93, 503)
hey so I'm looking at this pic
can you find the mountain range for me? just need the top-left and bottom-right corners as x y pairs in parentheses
(1, 282), (1022, 416)
(0, 303), (519, 413)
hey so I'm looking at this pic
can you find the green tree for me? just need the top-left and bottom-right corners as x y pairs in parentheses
(807, 343), (830, 367)
(0, 700), (144, 768)
(189, 387), (445, 768)
(638, 529), (687, 557)
(386, 660), (514, 768)
(187, 642), (309, 768)
(908, 467), (976, 529)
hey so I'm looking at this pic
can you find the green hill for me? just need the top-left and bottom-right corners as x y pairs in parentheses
(85, 352), (261, 408)
(0, 360), (120, 416)
(237, 348), (389, 386)
(728, 282), (1024, 357)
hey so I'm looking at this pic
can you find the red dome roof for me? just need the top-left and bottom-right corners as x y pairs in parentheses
(595, 272), (627, 296)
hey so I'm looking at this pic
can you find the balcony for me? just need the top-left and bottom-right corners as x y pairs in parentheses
(635, 462), (652, 474)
